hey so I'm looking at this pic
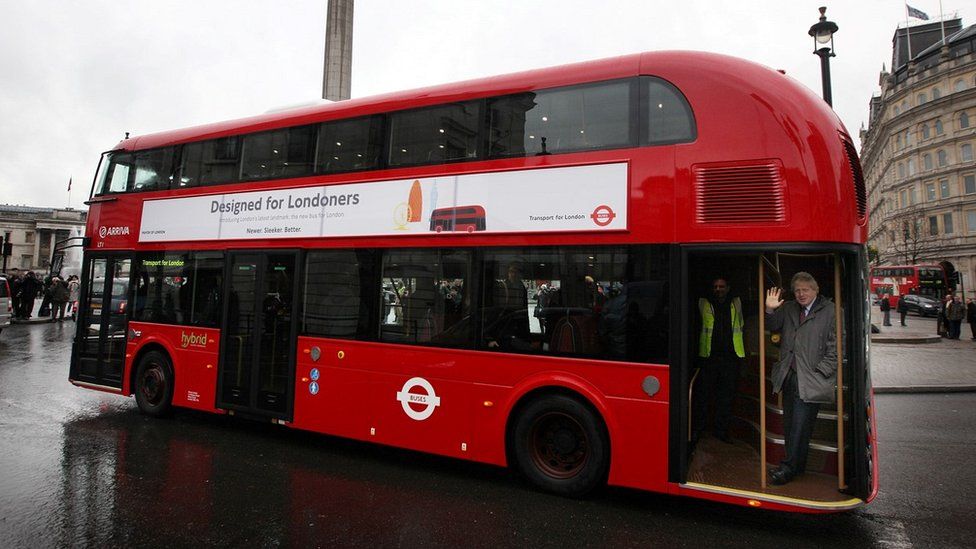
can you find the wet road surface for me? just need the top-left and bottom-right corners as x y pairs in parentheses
(1, 321), (973, 547)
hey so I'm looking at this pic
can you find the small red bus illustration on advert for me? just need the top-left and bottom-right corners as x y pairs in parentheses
(590, 205), (616, 226)
(429, 205), (487, 233)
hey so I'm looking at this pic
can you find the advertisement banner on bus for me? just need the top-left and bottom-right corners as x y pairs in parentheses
(138, 163), (628, 242)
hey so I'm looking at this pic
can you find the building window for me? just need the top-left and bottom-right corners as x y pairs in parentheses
(923, 153), (932, 170)
(935, 120), (944, 135)
(905, 129), (913, 146)
(921, 124), (930, 139)
(929, 216), (939, 236)
(943, 213), (954, 234)
(938, 149), (948, 166)
(907, 158), (916, 175)
(964, 174), (976, 194)
(918, 93), (927, 105)
(940, 179), (950, 198)
(902, 100), (909, 112)
(896, 134), (903, 148)
(894, 105), (901, 116)
(24, 231), (34, 243)
(962, 144), (974, 162)
(962, 112), (971, 129)
(898, 163), (906, 179)
(900, 189), (907, 207)
(967, 210), (976, 233)
(955, 79), (966, 92)
(20, 255), (32, 269)
(933, 87), (942, 99)
(909, 187), (917, 204)
(926, 183), (936, 201)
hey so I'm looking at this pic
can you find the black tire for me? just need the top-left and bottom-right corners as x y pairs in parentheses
(134, 350), (174, 417)
(511, 394), (609, 497)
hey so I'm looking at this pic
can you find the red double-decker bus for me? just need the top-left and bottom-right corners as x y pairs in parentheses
(70, 51), (876, 512)
(870, 264), (948, 303)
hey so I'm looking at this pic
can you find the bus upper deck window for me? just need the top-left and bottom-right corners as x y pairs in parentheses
(97, 152), (133, 194)
(641, 77), (696, 145)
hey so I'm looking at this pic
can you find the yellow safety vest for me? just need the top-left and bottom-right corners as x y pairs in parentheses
(698, 297), (745, 358)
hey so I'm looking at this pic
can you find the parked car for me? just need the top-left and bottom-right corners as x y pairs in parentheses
(899, 294), (939, 317)
(0, 276), (11, 335)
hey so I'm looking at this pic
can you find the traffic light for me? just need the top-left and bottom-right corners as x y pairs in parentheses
(0, 236), (11, 257)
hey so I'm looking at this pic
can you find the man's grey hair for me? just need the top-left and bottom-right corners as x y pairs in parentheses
(790, 271), (819, 292)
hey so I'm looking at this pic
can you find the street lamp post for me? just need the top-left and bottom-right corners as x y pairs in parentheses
(808, 6), (839, 106)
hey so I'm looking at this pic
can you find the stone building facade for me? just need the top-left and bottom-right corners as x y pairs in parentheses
(0, 205), (87, 276)
(861, 20), (976, 298)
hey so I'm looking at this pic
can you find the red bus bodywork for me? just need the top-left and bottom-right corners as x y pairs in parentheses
(74, 51), (874, 513)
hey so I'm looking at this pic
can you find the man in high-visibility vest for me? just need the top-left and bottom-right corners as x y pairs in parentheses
(693, 277), (745, 445)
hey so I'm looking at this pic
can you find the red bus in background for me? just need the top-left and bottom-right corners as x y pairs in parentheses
(69, 51), (875, 512)
(870, 264), (948, 304)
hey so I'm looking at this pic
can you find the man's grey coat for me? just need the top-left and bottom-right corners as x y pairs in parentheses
(766, 296), (839, 404)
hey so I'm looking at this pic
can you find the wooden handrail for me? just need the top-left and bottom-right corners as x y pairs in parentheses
(688, 367), (700, 442)
(834, 255), (847, 490)
(759, 257), (767, 490)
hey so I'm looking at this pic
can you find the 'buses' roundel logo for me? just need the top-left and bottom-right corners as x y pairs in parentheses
(590, 205), (616, 226)
(396, 377), (441, 421)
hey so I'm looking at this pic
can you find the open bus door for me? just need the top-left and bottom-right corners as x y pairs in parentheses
(677, 247), (872, 509)
(70, 254), (133, 390)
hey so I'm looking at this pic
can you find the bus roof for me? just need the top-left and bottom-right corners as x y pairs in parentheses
(116, 50), (843, 152)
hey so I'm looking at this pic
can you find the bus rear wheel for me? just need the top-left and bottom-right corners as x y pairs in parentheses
(512, 394), (609, 497)
(134, 350), (174, 417)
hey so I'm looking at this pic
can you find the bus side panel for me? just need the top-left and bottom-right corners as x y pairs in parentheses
(293, 337), (671, 492)
(292, 341), (389, 442)
(603, 397), (669, 492)
(292, 338), (475, 460)
(127, 322), (222, 413)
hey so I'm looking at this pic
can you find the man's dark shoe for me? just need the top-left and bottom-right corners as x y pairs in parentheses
(769, 467), (792, 486)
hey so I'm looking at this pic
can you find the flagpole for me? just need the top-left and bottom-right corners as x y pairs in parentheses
(904, 3), (913, 61)
(940, 0), (946, 45)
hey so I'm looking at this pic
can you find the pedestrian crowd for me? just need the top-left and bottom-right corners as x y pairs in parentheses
(3, 268), (79, 322)
(880, 289), (976, 341)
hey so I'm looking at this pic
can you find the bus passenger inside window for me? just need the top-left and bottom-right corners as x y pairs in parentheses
(380, 250), (471, 346)
(484, 262), (531, 351)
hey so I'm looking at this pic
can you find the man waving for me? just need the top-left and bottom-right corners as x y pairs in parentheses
(764, 272), (838, 486)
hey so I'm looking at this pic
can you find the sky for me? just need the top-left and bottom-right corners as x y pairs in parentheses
(0, 0), (970, 209)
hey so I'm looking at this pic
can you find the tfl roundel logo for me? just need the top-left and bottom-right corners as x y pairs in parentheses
(590, 205), (616, 227)
(396, 377), (441, 421)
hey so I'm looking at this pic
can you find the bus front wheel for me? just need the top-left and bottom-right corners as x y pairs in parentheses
(512, 394), (609, 497)
(134, 350), (174, 417)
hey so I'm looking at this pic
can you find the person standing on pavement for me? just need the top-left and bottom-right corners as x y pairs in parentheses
(67, 275), (81, 320)
(967, 298), (976, 340)
(764, 272), (838, 486)
(49, 277), (70, 321)
(7, 269), (22, 319)
(879, 294), (891, 327)
(19, 271), (41, 319)
(693, 277), (746, 445)
(896, 293), (908, 326)
(946, 295), (965, 340)
(939, 294), (953, 338)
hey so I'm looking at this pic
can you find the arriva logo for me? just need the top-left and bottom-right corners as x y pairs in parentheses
(99, 225), (131, 238)
(180, 331), (208, 349)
